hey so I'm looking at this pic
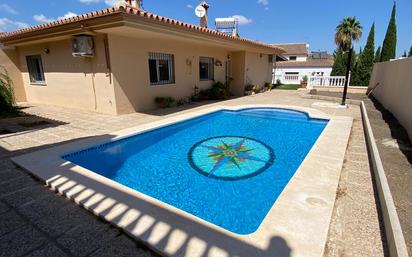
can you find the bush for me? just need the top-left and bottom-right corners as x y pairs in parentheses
(302, 75), (308, 83)
(195, 80), (232, 101)
(0, 66), (15, 113)
(244, 84), (256, 92)
(154, 97), (175, 108)
(264, 82), (274, 90)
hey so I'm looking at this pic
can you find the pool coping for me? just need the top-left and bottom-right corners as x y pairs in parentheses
(12, 104), (353, 257)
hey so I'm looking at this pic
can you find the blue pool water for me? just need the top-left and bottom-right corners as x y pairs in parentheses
(63, 108), (328, 234)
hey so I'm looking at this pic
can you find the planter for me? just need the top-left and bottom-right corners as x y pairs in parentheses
(300, 82), (308, 88)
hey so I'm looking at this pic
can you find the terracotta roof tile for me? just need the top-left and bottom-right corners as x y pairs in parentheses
(272, 43), (308, 55)
(0, 7), (284, 53)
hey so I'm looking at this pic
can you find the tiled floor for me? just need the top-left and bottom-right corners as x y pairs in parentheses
(0, 90), (386, 257)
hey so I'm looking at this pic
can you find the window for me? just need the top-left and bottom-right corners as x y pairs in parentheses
(289, 56), (297, 61)
(148, 52), (175, 85)
(285, 72), (299, 75)
(26, 55), (45, 84)
(199, 57), (214, 81)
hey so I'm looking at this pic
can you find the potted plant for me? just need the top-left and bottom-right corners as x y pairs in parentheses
(301, 75), (308, 88)
(244, 84), (256, 96)
(154, 97), (175, 108)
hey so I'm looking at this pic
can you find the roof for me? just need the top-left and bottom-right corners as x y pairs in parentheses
(272, 43), (308, 55)
(275, 58), (334, 68)
(0, 6), (284, 53)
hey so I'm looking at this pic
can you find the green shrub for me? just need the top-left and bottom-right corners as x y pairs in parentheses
(0, 66), (15, 113)
(302, 75), (308, 83)
(154, 97), (175, 108)
(244, 84), (256, 92)
(196, 81), (232, 101)
(264, 82), (274, 90)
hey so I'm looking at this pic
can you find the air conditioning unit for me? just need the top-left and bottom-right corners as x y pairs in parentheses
(72, 35), (94, 57)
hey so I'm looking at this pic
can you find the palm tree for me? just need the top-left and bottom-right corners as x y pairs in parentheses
(335, 17), (362, 105)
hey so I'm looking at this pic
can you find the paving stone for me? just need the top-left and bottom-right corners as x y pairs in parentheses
(0, 169), (24, 182)
(57, 218), (120, 257)
(24, 243), (68, 257)
(0, 210), (27, 236)
(1, 185), (49, 208)
(18, 194), (95, 237)
(0, 176), (37, 197)
(0, 160), (15, 170)
(0, 201), (9, 214)
(0, 226), (47, 257)
(89, 235), (157, 257)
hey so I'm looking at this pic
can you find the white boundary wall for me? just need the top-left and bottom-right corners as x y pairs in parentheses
(368, 57), (412, 142)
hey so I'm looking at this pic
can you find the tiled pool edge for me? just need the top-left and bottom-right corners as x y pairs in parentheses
(11, 104), (352, 257)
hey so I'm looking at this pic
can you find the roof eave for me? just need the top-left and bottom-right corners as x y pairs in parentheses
(0, 7), (285, 54)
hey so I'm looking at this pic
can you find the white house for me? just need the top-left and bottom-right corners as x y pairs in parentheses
(273, 43), (334, 85)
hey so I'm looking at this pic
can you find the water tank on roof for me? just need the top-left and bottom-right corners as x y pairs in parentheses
(215, 18), (239, 37)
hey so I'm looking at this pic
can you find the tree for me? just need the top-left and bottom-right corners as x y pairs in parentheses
(380, 2), (397, 62)
(0, 66), (16, 113)
(334, 17), (362, 105)
(375, 46), (381, 62)
(331, 48), (346, 76)
(351, 23), (375, 87)
(331, 48), (357, 76)
(402, 51), (407, 58)
(408, 46), (412, 57)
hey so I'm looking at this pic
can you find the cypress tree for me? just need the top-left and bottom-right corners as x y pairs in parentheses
(352, 23), (375, 86)
(375, 46), (381, 62)
(331, 48), (346, 76)
(380, 2), (397, 62)
(408, 46), (412, 57)
(331, 48), (356, 76)
(402, 51), (407, 57)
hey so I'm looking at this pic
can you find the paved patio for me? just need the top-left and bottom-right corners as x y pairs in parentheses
(0, 90), (386, 257)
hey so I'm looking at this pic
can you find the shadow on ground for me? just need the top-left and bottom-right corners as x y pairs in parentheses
(368, 96), (412, 164)
(0, 110), (68, 135)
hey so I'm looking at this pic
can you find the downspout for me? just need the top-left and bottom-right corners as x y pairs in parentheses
(103, 34), (112, 84)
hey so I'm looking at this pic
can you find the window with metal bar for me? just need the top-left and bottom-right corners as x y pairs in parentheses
(199, 57), (214, 81)
(148, 52), (175, 85)
(26, 55), (46, 84)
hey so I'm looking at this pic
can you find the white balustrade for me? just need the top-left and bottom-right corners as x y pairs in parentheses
(272, 73), (352, 88)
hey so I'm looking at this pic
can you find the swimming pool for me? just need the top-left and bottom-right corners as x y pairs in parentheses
(63, 108), (328, 234)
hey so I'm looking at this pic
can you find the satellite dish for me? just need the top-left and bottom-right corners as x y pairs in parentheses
(195, 5), (206, 18)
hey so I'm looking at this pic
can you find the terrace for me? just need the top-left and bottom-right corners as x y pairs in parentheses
(0, 90), (389, 257)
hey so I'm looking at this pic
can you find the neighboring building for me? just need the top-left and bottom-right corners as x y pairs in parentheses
(273, 43), (334, 84)
(0, 0), (283, 115)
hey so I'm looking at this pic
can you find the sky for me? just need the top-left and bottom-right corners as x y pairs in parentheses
(0, 0), (411, 56)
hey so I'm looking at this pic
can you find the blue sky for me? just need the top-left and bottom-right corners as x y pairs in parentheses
(0, 0), (411, 56)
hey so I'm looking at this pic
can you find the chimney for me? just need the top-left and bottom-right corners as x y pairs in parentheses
(125, 0), (143, 10)
(199, 1), (209, 28)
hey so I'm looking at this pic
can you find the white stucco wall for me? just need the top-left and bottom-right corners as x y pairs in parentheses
(368, 57), (412, 142)
(282, 54), (307, 62)
(273, 66), (332, 84)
